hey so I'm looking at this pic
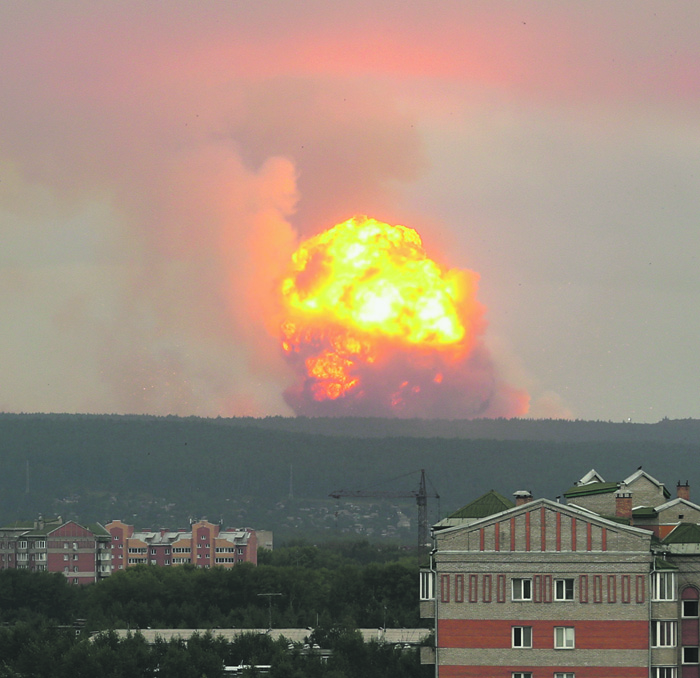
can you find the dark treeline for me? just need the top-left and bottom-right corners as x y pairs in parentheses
(0, 542), (420, 631)
(3, 413), (700, 540)
(0, 624), (427, 678)
(0, 542), (427, 677)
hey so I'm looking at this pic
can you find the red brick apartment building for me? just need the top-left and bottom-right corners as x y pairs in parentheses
(0, 517), (111, 584)
(106, 519), (257, 571)
(421, 469), (700, 678)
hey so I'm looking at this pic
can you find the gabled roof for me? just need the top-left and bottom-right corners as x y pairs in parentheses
(577, 469), (605, 485)
(437, 496), (655, 541)
(447, 490), (514, 520)
(623, 469), (670, 498)
(662, 523), (700, 545)
(632, 506), (658, 518)
(563, 481), (619, 498)
(653, 497), (700, 514)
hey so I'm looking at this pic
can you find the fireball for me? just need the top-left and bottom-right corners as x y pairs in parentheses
(279, 216), (527, 418)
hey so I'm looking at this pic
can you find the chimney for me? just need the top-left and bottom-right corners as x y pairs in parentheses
(615, 487), (633, 520)
(514, 490), (533, 506)
(677, 481), (690, 501)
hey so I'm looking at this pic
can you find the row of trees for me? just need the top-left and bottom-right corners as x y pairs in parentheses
(0, 542), (421, 631)
(0, 622), (428, 678)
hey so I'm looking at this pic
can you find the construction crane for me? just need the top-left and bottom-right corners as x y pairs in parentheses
(329, 469), (439, 551)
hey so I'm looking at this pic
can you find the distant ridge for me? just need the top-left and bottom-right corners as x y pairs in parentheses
(1, 413), (699, 544)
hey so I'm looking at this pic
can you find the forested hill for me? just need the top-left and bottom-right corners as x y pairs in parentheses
(216, 415), (700, 444)
(1, 413), (699, 544)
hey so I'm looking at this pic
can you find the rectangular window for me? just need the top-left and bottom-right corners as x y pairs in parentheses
(36, 541), (45, 549)
(651, 621), (677, 648)
(554, 626), (575, 649)
(554, 674), (575, 678)
(636, 575), (646, 603)
(419, 571), (434, 600)
(512, 673), (532, 678)
(683, 647), (699, 665)
(652, 572), (676, 601)
(608, 575), (617, 603)
(512, 626), (532, 648)
(555, 578), (574, 601)
(653, 668), (677, 678)
(18, 541), (27, 549)
(512, 578), (532, 601)
(683, 600), (699, 617)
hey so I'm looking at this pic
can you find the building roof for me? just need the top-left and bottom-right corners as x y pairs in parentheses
(563, 481), (619, 498)
(632, 506), (658, 518)
(663, 522), (700, 545)
(623, 469), (671, 498)
(447, 490), (515, 520)
(577, 469), (606, 485)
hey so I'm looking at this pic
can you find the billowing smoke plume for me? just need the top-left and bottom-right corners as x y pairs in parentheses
(279, 216), (529, 418)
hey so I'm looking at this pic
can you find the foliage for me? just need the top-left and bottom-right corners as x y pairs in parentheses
(0, 624), (430, 678)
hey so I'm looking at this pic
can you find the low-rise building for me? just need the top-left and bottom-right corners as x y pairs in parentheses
(105, 519), (258, 571)
(422, 469), (700, 678)
(0, 516), (111, 584)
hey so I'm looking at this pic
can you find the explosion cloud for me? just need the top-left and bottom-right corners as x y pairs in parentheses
(279, 216), (529, 418)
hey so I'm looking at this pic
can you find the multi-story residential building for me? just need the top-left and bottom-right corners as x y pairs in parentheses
(105, 519), (257, 571)
(422, 469), (700, 678)
(0, 516), (112, 584)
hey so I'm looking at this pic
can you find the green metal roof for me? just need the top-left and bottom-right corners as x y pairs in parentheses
(448, 490), (515, 520)
(662, 522), (700, 545)
(653, 556), (679, 570)
(632, 506), (658, 518)
(563, 482), (619, 498)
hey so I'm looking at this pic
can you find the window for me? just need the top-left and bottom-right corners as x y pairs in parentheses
(512, 626), (532, 648)
(555, 578), (574, 601)
(652, 621), (677, 648)
(113, 535), (120, 540)
(554, 674), (575, 678)
(18, 541), (27, 549)
(653, 669), (677, 678)
(512, 578), (532, 601)
(554, 626), (575, 649)
(36, 541), (45, 549)
(63, 554), (69, 561)
(512, 673), (532, 678)
(652, 572), (676, 601)
(683, 600), (699, 617)
(683, 647), (699, 664)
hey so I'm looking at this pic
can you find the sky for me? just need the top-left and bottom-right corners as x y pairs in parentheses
(1, 1), (699, 423)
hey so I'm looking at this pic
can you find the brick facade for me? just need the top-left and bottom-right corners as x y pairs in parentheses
(423, 469), (700, 678)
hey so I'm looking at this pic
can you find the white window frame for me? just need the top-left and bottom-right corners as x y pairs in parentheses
(420, 572), (435, 600)
(651, 620), (677, 648)
(512, 626), (532, 649)
(554, 673), (575, 678)
(554, 626), (575, 649)
(652, 572), (676, 601)
(683, 647), (699, 665)
(512, 673), (532, 678)
(683, 600), (699, 617)
(512, 578), (532, 601)
(554, 578), (575, 601)
(653, 668), (677, 678)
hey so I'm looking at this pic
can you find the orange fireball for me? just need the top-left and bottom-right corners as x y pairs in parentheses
(279, 216), (487, 411)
